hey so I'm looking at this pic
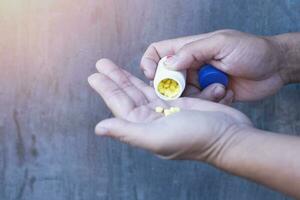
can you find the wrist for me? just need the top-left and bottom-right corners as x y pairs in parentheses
(204, 126), (300, 198)
(214, 126), (261, 170)
(270, 33), (300, 84)
(200, 124), (255, 168)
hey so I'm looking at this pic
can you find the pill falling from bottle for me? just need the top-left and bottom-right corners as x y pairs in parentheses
(155, 106), (181, 116)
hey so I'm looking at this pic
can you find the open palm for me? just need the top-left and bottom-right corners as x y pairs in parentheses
(88, 59), (252, 160)
(89, 59), (235, 123)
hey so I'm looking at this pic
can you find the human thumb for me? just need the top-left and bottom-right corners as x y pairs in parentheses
(164, 35), (223, 71)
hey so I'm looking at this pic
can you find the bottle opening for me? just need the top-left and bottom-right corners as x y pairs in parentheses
(158, 78), (180, 98)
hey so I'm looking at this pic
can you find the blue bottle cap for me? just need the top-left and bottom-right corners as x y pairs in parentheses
(198, 64), (229, 89)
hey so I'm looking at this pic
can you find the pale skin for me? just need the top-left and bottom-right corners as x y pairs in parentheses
(88, 30), (300, 198)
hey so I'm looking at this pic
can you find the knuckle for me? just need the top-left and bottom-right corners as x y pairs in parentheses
(214, 29), (240, 41)
(217, 29), (239, 35)
(214, 32), (230, 42)
(179, 43), (194, 56)
(119, 78), (132, 89)
(220, 29), (237, 33)
(140, 42), (159, 69)
(147, 42), (159, 53)
(149, 42), (158, 48)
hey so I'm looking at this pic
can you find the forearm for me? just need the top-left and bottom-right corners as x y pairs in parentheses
(272, 33), (300, 84)
(215, 128), (300, 198)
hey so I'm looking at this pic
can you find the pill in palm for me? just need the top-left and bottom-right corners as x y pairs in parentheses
(170, 106), (180, 112)
(155, 106), (164, 113)
(164, 109), (173, 116)
(155, 106), (181, 116)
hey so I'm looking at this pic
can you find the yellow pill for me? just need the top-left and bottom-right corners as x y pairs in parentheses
(170, 107), (176, 111)
(164, 109), (172, 116)
(170, 107), (180, 112)
(155, 106), (164, 113)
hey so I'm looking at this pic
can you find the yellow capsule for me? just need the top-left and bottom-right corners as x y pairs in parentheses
(155, 106), (164, 113)
(171, 107), (180, 112)
(170, 107), (176, 112)
(164, 109), (172, 116)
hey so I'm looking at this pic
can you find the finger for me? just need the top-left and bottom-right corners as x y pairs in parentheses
(96, 59), (148, 106)
(192, 83), (226, 102)
(122, 70), (158, 102)
(182, 85), (200, 97)
(140, 31), (223, 80)
(219, 90), (234, 105)
(186, 69), (201, 87)
(140, 42), (174, 79)
(88, 73), (135, 117)
(95, 118), (160, 152)
(165, 34), (225, 71)
(170, 97), (234, 115)
(169, 97), (251, 125)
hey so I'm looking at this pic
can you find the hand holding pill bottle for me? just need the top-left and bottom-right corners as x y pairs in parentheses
(153, 56), (229, 100)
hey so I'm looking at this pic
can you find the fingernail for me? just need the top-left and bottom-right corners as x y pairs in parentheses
(213, 85), (225, 99)
(95, 126), (109, 136)
(164, 55), (179, 67)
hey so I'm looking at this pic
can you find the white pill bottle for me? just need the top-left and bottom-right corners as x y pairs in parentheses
(153, 56), (187, 101)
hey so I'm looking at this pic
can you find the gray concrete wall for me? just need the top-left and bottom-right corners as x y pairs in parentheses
(0, 0), (299, 199)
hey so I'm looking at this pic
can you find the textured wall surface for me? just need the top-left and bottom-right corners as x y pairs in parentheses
(0, 0), (300, 199)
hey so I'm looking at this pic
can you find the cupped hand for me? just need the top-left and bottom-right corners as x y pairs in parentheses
(141, 29), (285, 101)
(88, 59), (252, 162)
